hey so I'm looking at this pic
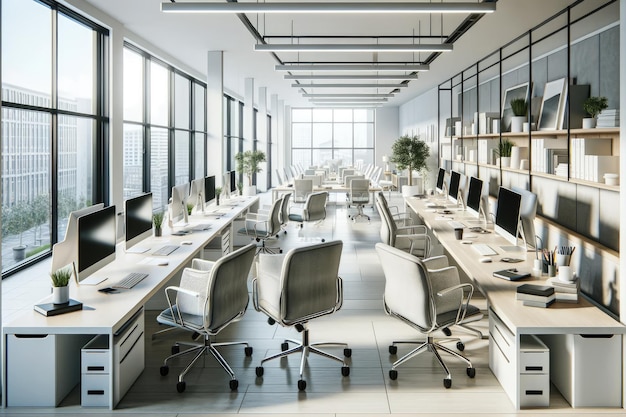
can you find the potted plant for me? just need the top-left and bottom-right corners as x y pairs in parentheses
(50, 267), (72, 305)
(582, 96), (608, 129)
(496, 139), (514, 168)
(237, 181), (244, 196)
(235, 150), (267, 196)
(215, 187), (222, 206)
(153, 210), (164, 237)
(186, 202), (195, 216)
(390, 134), (430, 196)
(510, 98), (527, 133)
(2, 201), (34, 262)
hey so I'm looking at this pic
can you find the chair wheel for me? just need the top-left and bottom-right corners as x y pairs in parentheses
(442, 327), (452, 336)
(171, 345), (180, 355)
(457, 341), (465, 351)
(160, 365), (169, 376)
(244, 346), (253, 356)
(281, 342), (289, 351)
(321, 238), (325, 242)
(389, 369), (398, 380)
(256, 366), (264, 377)
(229, 379), (239, 390)
(343, 348), (352, 358)
(295, 324), (305, 332)
(341, 366), (350, 376)
(467, 367), (476, 378)
(279, 249), (283, 253)
(276, 234), (280, 238)
(443, 378), (452, 389)
(267, 317), (276, 325)
(177, 381), (186, 393)
(298, 379), (307, 391)
(256, 238), (260, 242)
(388, 345), (397, 355)
(284, 230), (287, 234)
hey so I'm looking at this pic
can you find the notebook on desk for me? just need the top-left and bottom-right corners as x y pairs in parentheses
(493, 269), (531, 281)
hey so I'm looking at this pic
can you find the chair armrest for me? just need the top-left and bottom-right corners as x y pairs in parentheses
(191, 258), (215, 272)
(423, 255), (449, 270)
(396, 224), (427, 235)
(164, 285), (201, 326)
(246, 212), (267, 221)
(435, 280), (475, 324)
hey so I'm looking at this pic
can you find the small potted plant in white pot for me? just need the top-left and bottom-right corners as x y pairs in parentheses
(153, 210), (164, 237)
(215, 187), (222, 206)
(50, 267), (72, 305)
(510, 98), (527, 133)
(496, 139), (514, 168)
(235, 150), (267, 196)
(582, 96), (608, 129)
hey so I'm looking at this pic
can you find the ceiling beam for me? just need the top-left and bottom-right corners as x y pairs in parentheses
(255, 44), (453, 53)
(285, 74), (419, 80)
(275, 64), (429, 72)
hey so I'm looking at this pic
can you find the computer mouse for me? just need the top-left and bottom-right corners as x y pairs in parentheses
(181, 240), (193, 245)
(479, 257), (493, 263)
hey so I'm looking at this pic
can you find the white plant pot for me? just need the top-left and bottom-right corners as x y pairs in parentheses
(243, 185), (257, 196)
(402, 185), (422, 198)
(52, 286), (70, 305)
(582, 117), (596, 129)
(510, 116), (525, 133)
(500, 157), (511, 168)
(510, 146), (521, 170)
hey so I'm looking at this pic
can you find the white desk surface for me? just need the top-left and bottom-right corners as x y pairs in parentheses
(272, 183), (382, 201)
(405, 196), (625, 336)
(2, 195), (259, 336)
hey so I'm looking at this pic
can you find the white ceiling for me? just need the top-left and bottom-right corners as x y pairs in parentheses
(77, 0), (574, 108)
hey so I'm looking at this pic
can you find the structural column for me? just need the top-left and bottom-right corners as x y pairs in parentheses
(206, 51), (224, 178)
(257, 86), (268, 191)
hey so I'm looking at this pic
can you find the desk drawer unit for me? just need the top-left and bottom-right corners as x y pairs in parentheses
(114, 309), (145, 405)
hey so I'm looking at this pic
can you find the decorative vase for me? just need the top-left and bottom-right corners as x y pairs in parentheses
(154, 227), (162, 237)
(510, 116), (525, 133)
(510, 146), (521, 170)
(500, 157), (511, 168)
(582, 117), (596, 129)
(52, 286), (70, 305)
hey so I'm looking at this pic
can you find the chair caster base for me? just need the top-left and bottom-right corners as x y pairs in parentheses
(298, 379), (307, 391)
(177, 381), (186, 393)
(229, 379), (239, 390)
(443, 378), (451, 389)
(341, 366), (350, 376)
(256, 366), (264, 377)
(389, 369), (398, 380)
(467, 367), (476, 378)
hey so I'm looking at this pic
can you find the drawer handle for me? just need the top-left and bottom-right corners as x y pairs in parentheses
(87, 390), (105, 396)
(87, 366), (105, 371)
(525, 366), (543, 371)
(525, 390), (543, 396)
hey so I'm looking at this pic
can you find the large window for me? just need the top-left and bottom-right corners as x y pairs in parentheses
(1, 0), (108, 275)
(291, 108), (375, 168)
(122, 44), (207, 211)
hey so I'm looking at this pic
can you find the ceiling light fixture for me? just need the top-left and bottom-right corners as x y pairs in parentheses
(285, 74), (419, 80)
(293, 83), (406, 88)
(161, 2), (496, 14)
(276, 64), (429, 72)
(255, 43), (452, 53)
(303, 93), (394, 98)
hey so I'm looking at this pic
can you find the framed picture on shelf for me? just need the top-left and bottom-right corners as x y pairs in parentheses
(501, 82), (531, 132)
(538, 78), (567, 130)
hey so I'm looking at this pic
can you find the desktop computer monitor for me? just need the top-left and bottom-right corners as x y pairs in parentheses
(447, 171), (462, 206)
(511, 186), (538, 249)
(77, 205), (117, 282)
(466, 176), (484, 219)
(125, 193), (153, 251)
(170, 182), (189, 226)
(189, 178), (205, 212)
(51, 203), (105, 274)
(435, 168), (446, 195)
(494, 187), (522, 247)
(204, 175), (216, 204)
(230, 170), (237, 193)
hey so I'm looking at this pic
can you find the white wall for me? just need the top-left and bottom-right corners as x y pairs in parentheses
(375, 107), (399, 170)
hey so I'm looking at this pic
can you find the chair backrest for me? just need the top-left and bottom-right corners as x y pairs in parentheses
(369, 166), (382, 185)
(266, 195), (283, 234)
(280, 240), (343, 324)
(275, 169), (285, 185)
(342, 169), (355, 182)
(375, 243), (434, 332)
(302, 174), (322, 187)
(279, 192), (292, 225)
(178, 243), (256, 334)
(375, 192), (394, 245)
(304, 191), (328, 222)
(304, 169), (316, 176)
(293, 179), (313, 203)
(349, 179), (370, 204)
(344, 174), (364, 189)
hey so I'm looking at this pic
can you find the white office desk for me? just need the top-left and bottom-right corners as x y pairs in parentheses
(404, 197), (625, 409)
(1, 196), (259, 409)
(271, 183), (382, 203)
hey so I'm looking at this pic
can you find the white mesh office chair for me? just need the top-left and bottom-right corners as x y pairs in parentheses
(375, 243), (479, 388)
(288, 191), (328, 241)
(293, 178), (313, 204)
(157, 243), (257, 392)
(275, 169), (285, 186)
(252, 240), (351, 391)
(347, 178), (371, 222)
(239, 195), (284, 253)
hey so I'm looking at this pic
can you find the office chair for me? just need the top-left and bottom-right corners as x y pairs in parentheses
(288, 191), (328, 241)
(376, 191), (430, 258)
(341, 168), (355, 184)
(375, 243), (478, 388)
(293, 178), (313, 204)
(157, 243), (257, 392)
(275, 169), (285, 186)
(239, 195), (284, 253)
(278, 191), (292, 235)
(252, 240), (351, 391)
(347, 178), (371, 222)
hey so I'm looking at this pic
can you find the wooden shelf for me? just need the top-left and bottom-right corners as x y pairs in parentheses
(447, 128), (620, 140)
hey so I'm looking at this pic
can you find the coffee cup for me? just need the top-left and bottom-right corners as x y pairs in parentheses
(558, 266), (574, 282)
(454, 228), (463, 240)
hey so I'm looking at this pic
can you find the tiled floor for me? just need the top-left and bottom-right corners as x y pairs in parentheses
(1, 191), (625, 416)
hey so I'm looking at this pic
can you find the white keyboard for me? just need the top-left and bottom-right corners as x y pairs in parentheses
(153, 245), (179, 256)
(447, 221), (465, 229)
(187, 223), (211, 232)
(472, 243), (497, 256)
(113, 272), (148, 289)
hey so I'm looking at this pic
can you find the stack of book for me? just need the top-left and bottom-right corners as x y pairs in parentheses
(516, 284), (555, 308)
(548, 277), (580, 303)
(597, 109), (620, 128)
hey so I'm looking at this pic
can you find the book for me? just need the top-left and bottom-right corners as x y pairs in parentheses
(548, 277), (580, 293)
(34, 299), (83, 317)
(516, 284), (555, 297)
(555, 292), (579, 303)
(493, 269), (531, 281)
(516, 292), (556, 303)
(523, 299), (555, 308)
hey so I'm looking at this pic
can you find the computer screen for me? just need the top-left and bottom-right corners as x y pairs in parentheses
(436, 168), (446, 193)
(511, 186), (538, 249)
(494, 187), (522, 246)
(230, 170), (237, 193)
(448, 171), (461, 204)
(189, 178), (204, 212)
(170, 182), (189, 225)
(204, 175), (216, 203)
(125, 193), (153, 251)
(77, 205), (117, 282)
(466, 176), (484, 218)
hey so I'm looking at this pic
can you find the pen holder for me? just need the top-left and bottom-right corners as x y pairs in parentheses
(556, 254), (570, 267)
(547, 265), (556, 278)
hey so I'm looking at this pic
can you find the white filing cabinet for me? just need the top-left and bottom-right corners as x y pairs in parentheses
(81, 335), (110, 407)
(203, 228), (231, 260)
(489, 309), (550, 408)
